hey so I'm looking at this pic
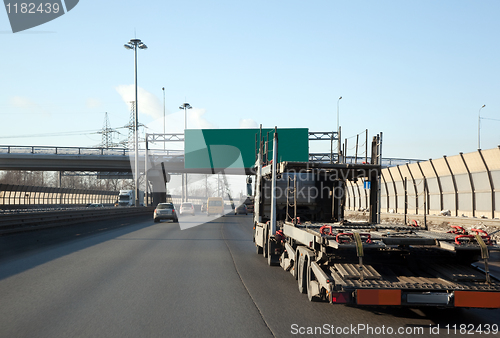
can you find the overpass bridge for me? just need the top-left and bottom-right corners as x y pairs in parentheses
(0, 143), (421, 173)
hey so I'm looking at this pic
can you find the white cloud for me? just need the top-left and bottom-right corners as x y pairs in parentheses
(86, 98), (102, 109)
(115, 84), (162, 120)
(239, 118), (258, 128)
(10, 96), (39, 109)
(189, 108), (217, 129)
(9, 96), (50, 117)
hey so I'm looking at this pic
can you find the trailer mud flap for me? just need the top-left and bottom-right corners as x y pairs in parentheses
(454, 291), (500, 308)
(356, 289), (401, 306)
(280, 242), (295, 274)
(255, 225), (265, 249)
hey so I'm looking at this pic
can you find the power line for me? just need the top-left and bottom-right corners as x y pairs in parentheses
(481, 117), (500, 122)
(0, 129), (101, 139)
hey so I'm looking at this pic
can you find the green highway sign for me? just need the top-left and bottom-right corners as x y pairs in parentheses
(184, 128), (309, 169)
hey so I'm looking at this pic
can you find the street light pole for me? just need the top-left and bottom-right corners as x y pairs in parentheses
(337, 96), (342, 163)
(478, 104), (485, 149)
(162, 87), (166, 151)
(337, 96), (342, 133)
(124, 38), (148, 207)
(179, 102), (192, 202)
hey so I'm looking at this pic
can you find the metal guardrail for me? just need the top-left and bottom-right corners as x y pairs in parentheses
(0, 207), (154, 235)
(0, 145), (185, 157)
(0, 145), (129, 156)
(309, 153), (422, 167)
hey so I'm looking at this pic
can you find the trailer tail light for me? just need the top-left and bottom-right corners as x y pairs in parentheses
(330, 292), (350, 304)
(356, 289), (401, 306)
(454, 291), (500, 308)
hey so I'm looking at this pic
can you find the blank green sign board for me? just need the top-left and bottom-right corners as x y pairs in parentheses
(184, 128), (309, 169)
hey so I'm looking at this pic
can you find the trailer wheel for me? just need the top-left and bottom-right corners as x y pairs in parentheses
(267, 238), (280, 266)
(307, 263), (322, 302)
(263, 227), (268, 258)
(298, 254), (307, 294)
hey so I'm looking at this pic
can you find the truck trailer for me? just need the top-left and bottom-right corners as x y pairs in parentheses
(118, 190), (144, 207)
(253, 129), (500, 308)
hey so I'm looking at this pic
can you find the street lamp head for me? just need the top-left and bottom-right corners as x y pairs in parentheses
(138, 43), (148, 49)
(180, 102), (192, 109)
(339, 96), (342, 100)
(124, 44), (133, 50)
(129, 38), (142, 44)
(482, 104), (486, 108)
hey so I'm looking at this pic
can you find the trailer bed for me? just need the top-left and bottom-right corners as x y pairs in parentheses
(269, 220), (500, 307)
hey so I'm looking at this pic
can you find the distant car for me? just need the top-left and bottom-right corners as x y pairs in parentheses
(154, 203), (178, 223)
(235, 204), (248, 215)
(180, 202), (195, 216)
(201, 203), (207, 213)
(87, 203), (104, 208)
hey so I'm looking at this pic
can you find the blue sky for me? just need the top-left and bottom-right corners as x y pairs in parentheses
(1, 0), (499, 160)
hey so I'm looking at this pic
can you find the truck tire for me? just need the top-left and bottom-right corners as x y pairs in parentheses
(173, 217), (179, 223)
(298, 255), (307, 294)
(307, 263), (322, 302)
(267, 238), (280, 266)
(263, 228), (269, 258)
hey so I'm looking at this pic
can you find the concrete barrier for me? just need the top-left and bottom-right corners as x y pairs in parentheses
(0, 207), (154, 235)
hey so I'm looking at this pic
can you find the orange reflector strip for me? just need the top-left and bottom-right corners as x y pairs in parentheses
(357, 289), (401, 306)
(455, 291), (500, 308)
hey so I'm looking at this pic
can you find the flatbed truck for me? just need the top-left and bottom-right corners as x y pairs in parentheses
(253, 129), (500, 308)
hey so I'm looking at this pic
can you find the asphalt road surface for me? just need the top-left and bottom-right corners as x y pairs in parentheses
(0, 214), (499, 337)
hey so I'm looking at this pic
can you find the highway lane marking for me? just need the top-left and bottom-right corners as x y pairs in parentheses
(220, 221), (276, 338)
